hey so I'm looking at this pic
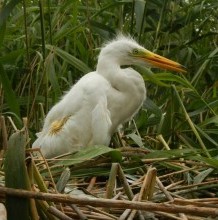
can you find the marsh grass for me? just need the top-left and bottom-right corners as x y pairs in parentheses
(0, 0), (218, 219)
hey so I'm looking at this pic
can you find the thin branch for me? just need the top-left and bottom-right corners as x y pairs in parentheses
(0, 186), (217, 217)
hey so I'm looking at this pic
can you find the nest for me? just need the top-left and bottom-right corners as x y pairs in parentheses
(0, 130), (218, 220)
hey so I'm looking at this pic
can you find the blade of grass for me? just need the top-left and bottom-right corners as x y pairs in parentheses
(172, 84), (211, 158)
(46, 45), (91, 73)
(0, 62), (20, 118)
(0, 0), (22, 26)
(5, 131), (30, 220)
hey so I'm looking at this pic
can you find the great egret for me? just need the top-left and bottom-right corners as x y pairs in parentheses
(33, 36), (186, 158)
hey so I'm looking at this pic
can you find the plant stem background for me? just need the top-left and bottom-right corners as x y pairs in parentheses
(0, 0), (218, 158)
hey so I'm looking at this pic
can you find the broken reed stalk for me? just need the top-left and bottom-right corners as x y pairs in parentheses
(0, 186), (217, 217)
(105, 163), (119, 199)
(138, 167), (156, 201)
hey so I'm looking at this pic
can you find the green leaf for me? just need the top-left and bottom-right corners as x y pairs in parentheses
(195, 125), (218, 147)
(5, 131), (30, 220)
(0, 62), (20, 117)
(56, 167), (71, 193)
(154, 72), (196, 91)
(108, 150), (122, 162)
(0, 49), (25, 64)
(194, 168), (214, 184)
(191, 47), (218, 86)
(143, 97), (162, 117)
(199, 115), (218, 127)
(187, 156), (218, 168)
(0, 0), (22, 26)
(127, 133), (144, 147)
(135, 0), (146, 34)
(138, 66), (170, 87)
(68, 167), (111, 177)
(143, 149), (198, 160)
(0, 22), (6, 48)
(45, 52), (62, 100)
(189, 99), (218, 117)
(55, 145), (118, 167)
(46, 45), (91, 73)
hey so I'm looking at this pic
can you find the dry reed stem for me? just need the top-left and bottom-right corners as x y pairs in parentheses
(86, 205), (117, 220)
(186, 198), (218, 202)
(127, 195), (145, 220)
(112, 192), (123, 200)
(156, 177), (173, 201)
(156, 177), (188, 220)
(119, 194), (138, 220)
(155, 211), (184, 220)
(169, 179), (218, 191)
(105, 163), (119, 199)
(0, 186), (217, 217)
(178, 213), (188, 220)
(0, 203), (7, 220)
(173, 198), (218, 208)
(86, 176), (97, 192)
(117, 164), (134, 200)
(70, 204), (87, 220)
(171, 185), (218, 196)
(7, 116), (18, 131)
(128, 167), (157, 220)
(48, 206), (72, 220)
(138, 167), (156, 201)
(0, 116), (8, 151)
(127, 209), (139, 220)
(165, 180), (185, 190)
(59, 206), (109, 219)
(159, 167), (198, 179)
(78, 213), (113, 220)
(157, 134), (171, 150)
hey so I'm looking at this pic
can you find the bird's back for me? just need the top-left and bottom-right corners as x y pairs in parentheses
(33, 72), (112, 158)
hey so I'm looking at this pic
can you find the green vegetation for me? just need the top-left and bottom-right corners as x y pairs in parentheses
(0, 0), (218, 219)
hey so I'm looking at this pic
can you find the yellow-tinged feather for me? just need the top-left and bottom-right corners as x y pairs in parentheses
(49, 116), (70, 135)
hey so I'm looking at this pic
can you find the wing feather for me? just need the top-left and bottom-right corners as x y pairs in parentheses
(91, 96), (112, 146)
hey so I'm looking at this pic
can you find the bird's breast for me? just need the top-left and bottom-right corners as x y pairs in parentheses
(107, 69), (146, 131)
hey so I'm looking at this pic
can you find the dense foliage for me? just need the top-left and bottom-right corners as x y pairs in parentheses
(1, 0), (217, 158)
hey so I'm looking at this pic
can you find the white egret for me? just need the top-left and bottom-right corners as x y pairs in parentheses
(33, 36), (186, 158)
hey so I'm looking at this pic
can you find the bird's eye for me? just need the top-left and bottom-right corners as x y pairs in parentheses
(132, 49), (139, 55)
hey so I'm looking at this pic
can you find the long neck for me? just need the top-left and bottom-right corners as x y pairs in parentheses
(97, 57), (133, 92)
(97, 57), (146, 131)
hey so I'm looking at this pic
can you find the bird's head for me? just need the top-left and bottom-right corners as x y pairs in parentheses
(98, 36), (186, 73)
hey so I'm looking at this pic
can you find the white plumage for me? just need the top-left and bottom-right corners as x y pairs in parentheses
(33, 36), (185, 158)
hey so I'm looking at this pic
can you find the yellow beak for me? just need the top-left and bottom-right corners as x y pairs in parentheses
(141, 50), (187, 73)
